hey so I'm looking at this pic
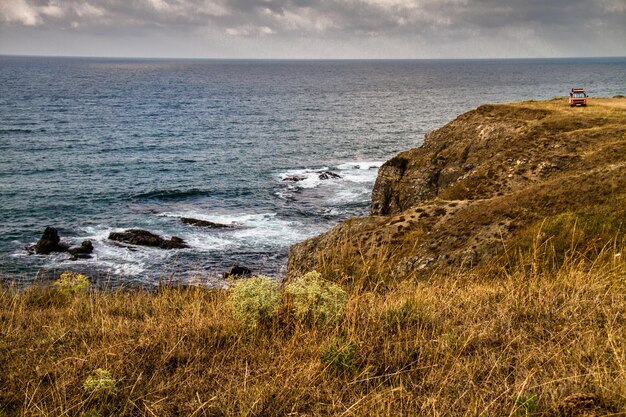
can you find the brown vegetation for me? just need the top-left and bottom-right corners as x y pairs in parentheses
(1, 245), (625, 416)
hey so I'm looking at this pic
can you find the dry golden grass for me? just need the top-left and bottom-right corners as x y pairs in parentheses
(1, 246), (625, 416)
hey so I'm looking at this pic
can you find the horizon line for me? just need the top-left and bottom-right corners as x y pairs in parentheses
(1, 53), (625, 62)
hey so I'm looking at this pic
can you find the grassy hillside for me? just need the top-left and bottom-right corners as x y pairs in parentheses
(1, 251), (625, 416)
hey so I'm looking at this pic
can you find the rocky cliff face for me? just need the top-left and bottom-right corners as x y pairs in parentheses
(288, 98), (626, 280)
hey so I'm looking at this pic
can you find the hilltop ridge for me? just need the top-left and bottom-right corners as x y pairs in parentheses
(288, 97), (626, 281)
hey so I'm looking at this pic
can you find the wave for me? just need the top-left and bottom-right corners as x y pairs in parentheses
(336, 161), (383, 170)
(0, 128), (35, 134)
(132, 188), (212, 201)
(160, 211), (320, 249)
(277, 160), (383, 199)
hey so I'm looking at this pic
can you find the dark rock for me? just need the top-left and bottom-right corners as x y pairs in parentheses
(68, 240), (94, 259)
(108, 229), (189, 249)
(318, 171), (342, 180)
(223, 265), (252, 279)
(282, 175), (307, 182)
(181, 217), (235, 229)
(68, 240), (93, 255)
(71, 253), (93, 260)
(169, 236), (186, 247)
(34, 227), (69, 255)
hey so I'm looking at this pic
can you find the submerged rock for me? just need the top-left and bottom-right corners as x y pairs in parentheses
(282, 175), (306, 182)
(108, 229), (189, 249)
(223, 265), (252, 279)
(318, 171), (342, 180)
(181, 217), (236, 229)
(34, 227), (69, 255)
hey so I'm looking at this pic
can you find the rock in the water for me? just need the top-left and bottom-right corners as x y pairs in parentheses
(318, 171), (342, 180)
(282, 175), (307, 182)
(68, 240), (94, 259)
(181, 217), (235, 229)
(108, 229), (189, 249)
(34, 227), (69, 255)
(223, 265), (252, 279)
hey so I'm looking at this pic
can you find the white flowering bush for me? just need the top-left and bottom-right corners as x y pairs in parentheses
(83, 368), (116, 397)
(54, 271), (90, 296)
(285, 271), (347, 326)
(229, 275), (281, 330)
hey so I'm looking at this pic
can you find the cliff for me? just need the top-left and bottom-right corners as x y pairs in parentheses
(288, 97), (626, 281)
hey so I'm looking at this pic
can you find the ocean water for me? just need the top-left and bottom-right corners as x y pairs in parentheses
(1, 56), (625, 286)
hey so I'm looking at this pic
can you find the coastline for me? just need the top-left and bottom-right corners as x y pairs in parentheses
(3, 57), (626, 287)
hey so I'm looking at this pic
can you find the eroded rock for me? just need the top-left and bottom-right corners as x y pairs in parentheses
(318, 171), (342, 180)
(282, 175), (306, 182)
(108, 229), (189, 249)
(34, 227), (69, 255)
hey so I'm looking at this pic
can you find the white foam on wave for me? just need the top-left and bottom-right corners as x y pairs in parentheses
(160, 211), (319, 250)
(278, 161), (382, 190)
(337, 161), (382, 185)
(10, 227), (154, 277)
(68, 225), (176, 277)
(279, 166), (334, 189)
(336, 161), (383, 170)
(277, 160), (383, 205)
(328, 187), (371, 204)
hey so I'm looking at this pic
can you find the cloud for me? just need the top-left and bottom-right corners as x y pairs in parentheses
(225, 25), (275, 36)
(0, 0), (43, 25)
(0, 0), (624, 57)
(73, 3), (105, 18)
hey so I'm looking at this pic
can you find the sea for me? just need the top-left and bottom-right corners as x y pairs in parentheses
(1, 56), (625, 287)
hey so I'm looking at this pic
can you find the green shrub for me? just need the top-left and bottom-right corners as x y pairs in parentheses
(83, 368), (116, 397)
(285, 271), (347, 326)
(229, 275), (280, 330)
(321, 339), (358, 373)
(515, 394), (538, 416)
(54, 272), (90, 296)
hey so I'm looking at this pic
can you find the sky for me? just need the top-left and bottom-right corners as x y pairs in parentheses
(1, 0), (625, 59)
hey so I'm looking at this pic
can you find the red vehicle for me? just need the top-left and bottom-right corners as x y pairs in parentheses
(569, 88), (587, 107)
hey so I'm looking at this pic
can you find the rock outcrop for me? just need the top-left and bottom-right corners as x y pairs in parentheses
(282, 175), (306, 182)
(109, 229), (189, 249)
(30, 228), (94, 260)
(33, 227), (69, 255)
(288, 98), (626, 280)
(318, 171), (342, 180)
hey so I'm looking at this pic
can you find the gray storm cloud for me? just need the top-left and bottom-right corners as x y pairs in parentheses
(0, 0), (625, 58)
